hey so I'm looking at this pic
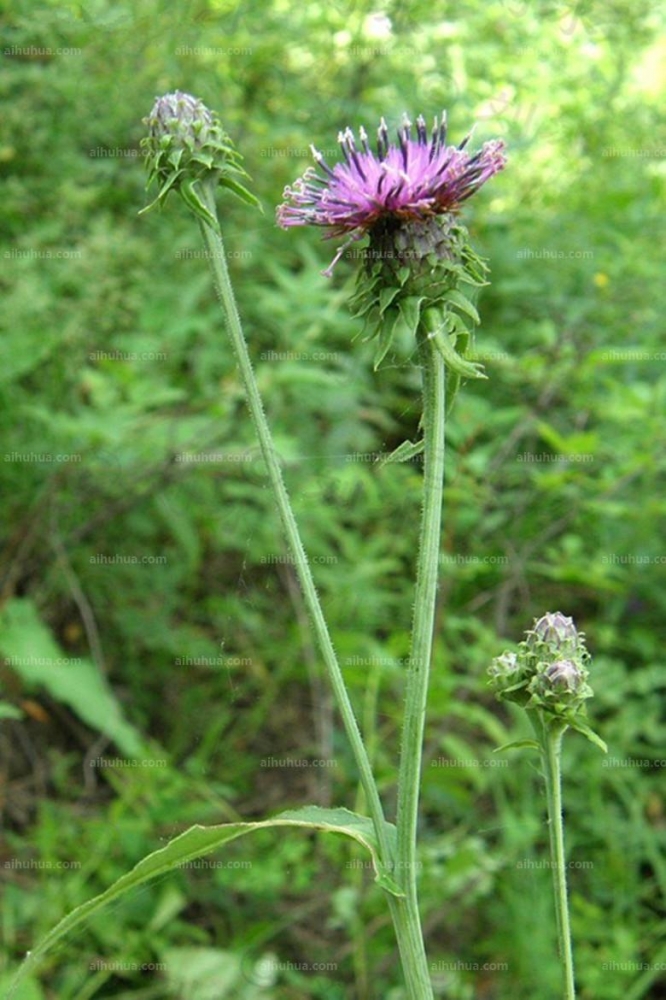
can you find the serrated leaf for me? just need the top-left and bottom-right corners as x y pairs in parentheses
(6, 807), (398, 996)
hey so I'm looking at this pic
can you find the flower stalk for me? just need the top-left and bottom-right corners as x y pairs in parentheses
(393, 321), (446, 1000)
(193, 178), (394, 875)
(489, 613), (607, 999)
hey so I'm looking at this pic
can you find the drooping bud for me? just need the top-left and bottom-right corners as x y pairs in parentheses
(140, 91), (259, 227)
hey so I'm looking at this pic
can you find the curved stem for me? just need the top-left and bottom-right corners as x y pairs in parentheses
(540, 716), (577, 1000)
(195, 181), (392, 870)
(394, 314), (447, 1000)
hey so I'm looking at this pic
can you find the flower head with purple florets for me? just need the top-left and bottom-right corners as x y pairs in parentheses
(277, 113), (506, 275)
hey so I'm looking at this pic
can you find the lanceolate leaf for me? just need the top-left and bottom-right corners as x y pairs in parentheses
(7, 807), (399, 997)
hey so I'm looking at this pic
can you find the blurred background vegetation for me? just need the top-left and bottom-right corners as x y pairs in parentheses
(1, 0), (665, 997)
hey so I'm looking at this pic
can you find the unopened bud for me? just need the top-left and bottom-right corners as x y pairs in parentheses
(527, 612), (580, 655)
(140, 91), (259, 222)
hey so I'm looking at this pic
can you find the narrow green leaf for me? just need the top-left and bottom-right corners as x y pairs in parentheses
(378, 286), (402, 315)
(429, 326), (487, 380)
(7, 807), (396, 996)
(373, 310), (401, 370)
(566, 718), (608, 753)
(397, 296), (424, 336)
(493, 739), (542, 753)
(379, 438), (425, 465)
(444, 288), (480, 324)
(219, 175), (263, 211)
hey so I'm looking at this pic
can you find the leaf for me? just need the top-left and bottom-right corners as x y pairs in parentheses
(373, 309), (401, 370)
(493, 739), (542, 753)
(397, 295), (424, 336)
(6, 807), (399, 996)
(378, 285), (401, 315)
(0, 599), (145, 758)
(429, 325), (487, 380)
(379, 438), (425, 465)
(566, 717), (608, 753)
(444, 288), (480, 325)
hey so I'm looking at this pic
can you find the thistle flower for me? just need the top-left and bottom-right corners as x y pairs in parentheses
(277, 113), (506, 377)
(277, 113), (506, 268)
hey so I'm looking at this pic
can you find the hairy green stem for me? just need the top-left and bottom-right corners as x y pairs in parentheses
(394, 314), (448, 1000)
(540, 716), (577, 1000)
(195, 180), (393, 870)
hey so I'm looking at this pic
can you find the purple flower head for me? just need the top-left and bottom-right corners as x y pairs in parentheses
(277, 113), (506, 272)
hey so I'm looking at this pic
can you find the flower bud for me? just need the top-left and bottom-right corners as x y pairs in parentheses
(527, 657), (592, 713)
(140, 92), (259, 223)
(487, 650), (531, 705)
(528, 611), (579, 653)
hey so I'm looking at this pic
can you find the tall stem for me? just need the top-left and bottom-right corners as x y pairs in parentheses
(195, 181), (392, 869)
(540, 716), (577, 1000)
(394, 314), (447, 1000)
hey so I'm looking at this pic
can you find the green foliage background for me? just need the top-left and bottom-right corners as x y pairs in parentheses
(1, 0), (665, 998)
